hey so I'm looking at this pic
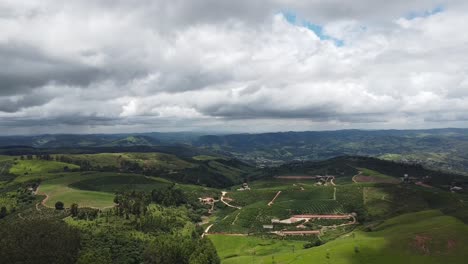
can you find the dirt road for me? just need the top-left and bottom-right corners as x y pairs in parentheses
(221, 191), (241, 209)
(202, 224), (214, 238)
(352, 171), (363, 183)
(267, 191), (281, 206)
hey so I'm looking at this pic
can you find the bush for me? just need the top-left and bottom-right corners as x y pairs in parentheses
(55, 201), (64, 210)
(303, 237), (322, 249)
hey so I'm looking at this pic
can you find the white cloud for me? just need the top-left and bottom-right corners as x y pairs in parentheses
(1, 1), (468, 134)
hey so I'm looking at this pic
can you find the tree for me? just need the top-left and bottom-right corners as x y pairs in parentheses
(77, 249), (112, 264)
(0, 219), (80, 264)
(143, 235), (220, 264)
(188, 239), (220, 264)
(55, 201), (64, 210)
(70, 203), (79, 217)
(0, 206), (7, 219)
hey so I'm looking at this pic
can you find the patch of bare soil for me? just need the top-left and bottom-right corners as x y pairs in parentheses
(355, 175), (398, 184)
(411, 235), (433, 255)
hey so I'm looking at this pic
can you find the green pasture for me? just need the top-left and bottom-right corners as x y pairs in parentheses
(357, 168), (400, 183)
(38, 172), (170, 209)
(57, 152), (194, 170)
(9, 159), (79, 176)
(211, 210), (468, 264)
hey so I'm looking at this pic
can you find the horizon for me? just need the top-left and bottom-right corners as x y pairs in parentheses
(1, 126), (467, 137)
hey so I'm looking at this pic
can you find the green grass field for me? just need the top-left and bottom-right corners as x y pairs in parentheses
(38, 172), (115, 208)
(210, 210), (468, 264)
(192, 155), (222, 161)
(9, 159), (80, 175)
(57, 152), (195, 170)
(356, 168), (400, 183)
(38, 172), (180, 208)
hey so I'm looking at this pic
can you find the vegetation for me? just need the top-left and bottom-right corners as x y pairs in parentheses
(0, 145), (467, 264)
(0, 219), (81, 264)
(210, 210), (468, 264)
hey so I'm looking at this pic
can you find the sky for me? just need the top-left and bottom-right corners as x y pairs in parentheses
(1, 0), (468, 135)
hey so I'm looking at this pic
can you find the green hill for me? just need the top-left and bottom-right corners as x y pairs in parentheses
(210, 210), (468, 264)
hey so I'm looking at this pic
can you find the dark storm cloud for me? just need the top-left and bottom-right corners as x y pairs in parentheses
(0, 42), (104, 95)
(0, 93), (53, 113)
(0, 115), (120, 127)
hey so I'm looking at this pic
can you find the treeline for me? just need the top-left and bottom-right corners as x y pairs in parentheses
(113, 185), (204, 222)
(72, 186), (219, 264)
(0, 219), (81, 264)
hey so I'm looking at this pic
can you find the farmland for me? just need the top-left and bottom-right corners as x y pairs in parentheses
(210, 210), (468, 264)
(9, 159), (80, 175)
(1, 152), (467, 263)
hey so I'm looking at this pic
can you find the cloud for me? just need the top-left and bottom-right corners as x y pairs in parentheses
(0, 0), (468, 134)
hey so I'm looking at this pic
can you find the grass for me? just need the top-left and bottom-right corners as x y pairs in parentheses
(0, 155), (15, 162)
(209, 235), (306, 261)
(69, 174), (171, 193)
(38, 172), (116, 208)
(356, 168), (399, 183)
(9, 159), (79, 175)
(192, 155), (221, 161)
(57, 153), (195, 170)
(37, 172), (179, 208)
(210, 210), (468, 264)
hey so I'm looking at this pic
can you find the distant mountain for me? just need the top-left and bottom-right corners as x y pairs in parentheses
(2, 128), (468, 174)
(195, 128), (468, 174)
(0, 132), (201, 148)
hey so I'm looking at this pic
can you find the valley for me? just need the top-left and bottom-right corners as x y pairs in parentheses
(1, 147), (467, 263)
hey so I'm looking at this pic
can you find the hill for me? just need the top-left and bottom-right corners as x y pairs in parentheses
(2, 128), (468, 175)
(210, 210), (468, 264)
(195, 128), (468, 173)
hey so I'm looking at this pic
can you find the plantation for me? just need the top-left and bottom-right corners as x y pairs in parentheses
(210, 210), (468, 264)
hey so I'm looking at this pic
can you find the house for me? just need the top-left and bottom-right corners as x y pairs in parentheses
(450, 186), (463, 193)
(263, 225), (273, 229)
(199, 197), (214, 204)
(237, 182), (251, 191)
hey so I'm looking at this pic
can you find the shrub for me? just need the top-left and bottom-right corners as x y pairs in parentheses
(55, 201), (64, 210)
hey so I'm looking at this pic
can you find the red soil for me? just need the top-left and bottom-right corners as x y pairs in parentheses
(292, 214), (351, 219)
(412, 235), (432, 255)
(355, 175), (398, 184)
(415, 182), (433, 188)
(278, 230), (320, 235)
(275, 176), (318, 179)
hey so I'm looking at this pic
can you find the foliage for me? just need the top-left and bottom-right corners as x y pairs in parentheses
(150, 184), (188, 207)
(143, 235), (219, 264)
(0, 218), (80, 264)
(55, 200), (64, 210)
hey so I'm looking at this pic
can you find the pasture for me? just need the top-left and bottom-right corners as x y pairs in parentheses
(210, 210), (468, 264)
(9, 159), (79, 176)
(38, 172), (171, 208)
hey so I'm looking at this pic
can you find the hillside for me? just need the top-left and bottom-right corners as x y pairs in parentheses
(195, 129), (468, 173)
(1, 151), (467, 264)
(2, 128), (468, 175)
(210, 210), (468, 264)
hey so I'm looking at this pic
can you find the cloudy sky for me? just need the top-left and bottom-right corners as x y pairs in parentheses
(1, 0), (468, 135)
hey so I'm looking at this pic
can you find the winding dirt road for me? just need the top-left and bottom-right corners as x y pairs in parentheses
(352, 171), (363, 183)
(220, 191), (241, 209)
